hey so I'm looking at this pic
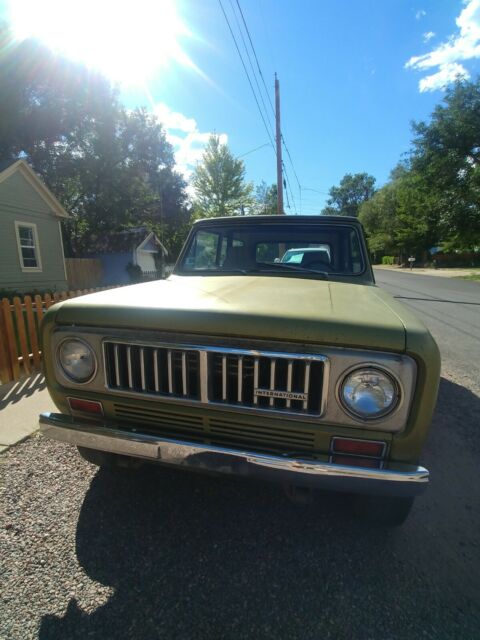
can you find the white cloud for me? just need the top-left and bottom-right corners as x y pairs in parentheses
(416, 9), (426, 20)
(418, 61), (470, 91)
(423, 31), (436, 42)
(406, 0), (480, 92)
(153, 103), (228, 187)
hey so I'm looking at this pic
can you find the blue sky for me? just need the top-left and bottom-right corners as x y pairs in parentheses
(4, 0), (480, 213)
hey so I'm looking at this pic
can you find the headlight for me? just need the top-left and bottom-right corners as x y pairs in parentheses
(340, 367), (399, 419)
(58, 339), (96, 383)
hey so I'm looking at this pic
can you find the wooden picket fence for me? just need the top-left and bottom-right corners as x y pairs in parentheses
(65, 258), (103, 290)
(0, 287), (118, 384)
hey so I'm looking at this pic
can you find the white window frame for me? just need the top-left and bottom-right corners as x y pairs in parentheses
(14, 221), (43, 272)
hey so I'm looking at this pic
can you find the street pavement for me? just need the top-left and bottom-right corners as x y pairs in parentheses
(1, 271), (479, 639)
(374, 268), (480, 390)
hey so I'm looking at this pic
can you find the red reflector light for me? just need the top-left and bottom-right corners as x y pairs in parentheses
(331, 455), (382, 469)
(331, 438), (385, 458)
(68, 397), (103, 416)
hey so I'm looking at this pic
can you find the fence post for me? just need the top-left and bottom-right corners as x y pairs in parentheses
(1, 298), (20, 380)
(0, 300), (14, 382)
(24, 295), (41, 371)
(34, 295), (44, 323)
(13, 297), (31, 376)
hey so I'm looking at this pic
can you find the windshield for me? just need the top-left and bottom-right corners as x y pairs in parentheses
(178, 223), (366, 278)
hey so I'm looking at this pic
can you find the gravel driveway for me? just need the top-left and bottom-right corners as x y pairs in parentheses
(1, 366), (480, 640)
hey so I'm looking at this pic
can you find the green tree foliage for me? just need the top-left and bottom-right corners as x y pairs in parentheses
(410, 79), (480, 248)
(322, 173), (376, 217)
(192, 135), (253, 217)
(359, 166), (435, 259)
(253, 181), (278, 215)
(0, 25), (188, 255)
(358, 183), (398, 255)
(361, 79), (480, 258)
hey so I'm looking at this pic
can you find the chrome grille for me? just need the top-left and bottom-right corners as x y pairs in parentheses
(104, 342), (200, 400)
(208, 352), (324, 415)
(104, 340), (326, 417)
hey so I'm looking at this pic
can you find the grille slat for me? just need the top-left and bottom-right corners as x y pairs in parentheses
(208, 352), (324, 416)
(303, 361), (311, 410)
(105, 342), (201, 401)
(153, 349), (159, 392)
(104, 341), (325, 417)
(112, 404), (316, 453)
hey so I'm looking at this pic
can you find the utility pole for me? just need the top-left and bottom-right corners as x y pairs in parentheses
(275, 73), (284, 215)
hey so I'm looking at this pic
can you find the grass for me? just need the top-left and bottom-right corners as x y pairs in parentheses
(457, 274), (480, 281)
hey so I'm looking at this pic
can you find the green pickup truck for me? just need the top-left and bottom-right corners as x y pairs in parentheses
(39, 215), (440, 525)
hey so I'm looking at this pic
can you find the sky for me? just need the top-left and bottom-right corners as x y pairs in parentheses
(3, 0), (480, 213)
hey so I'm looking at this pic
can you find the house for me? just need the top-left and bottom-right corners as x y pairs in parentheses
(0, 160), (69, 294)
(86, 227), (168, 286)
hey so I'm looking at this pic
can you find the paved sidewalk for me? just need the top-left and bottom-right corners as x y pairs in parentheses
(0, 374), (55, 452)
(374, 265), (480, 279)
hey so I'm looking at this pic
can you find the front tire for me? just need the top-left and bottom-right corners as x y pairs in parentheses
(354, 495), (415, 526)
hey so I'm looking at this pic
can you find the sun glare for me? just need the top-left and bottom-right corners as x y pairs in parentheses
(8, 0), (194, 85)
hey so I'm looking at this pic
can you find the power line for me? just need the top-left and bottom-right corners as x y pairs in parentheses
(302, 186), (330, 195)
(234, 0), (303, 215)
(221, 0), (303, 216)
(229, 0), (274, 133)
(283, 177), (290, 210)
(238, 142), (271, 158)
(281, 135), (301, 191)
(283, 162), (298, 214)
(218, 0), (276, 154)
(235, 0), (276, 118)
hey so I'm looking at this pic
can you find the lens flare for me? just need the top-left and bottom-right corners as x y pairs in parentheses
(8, 0), (195, 85)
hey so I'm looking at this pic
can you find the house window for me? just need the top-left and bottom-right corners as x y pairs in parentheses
(15, 222), (42, 271)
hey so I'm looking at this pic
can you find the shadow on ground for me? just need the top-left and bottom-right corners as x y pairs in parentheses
(39, 377), (480, 640)
(0, 373), (46, 410)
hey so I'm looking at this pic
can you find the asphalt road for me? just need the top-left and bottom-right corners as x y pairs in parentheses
(374, 268), (480, 390)
(1, 271), (480, 640)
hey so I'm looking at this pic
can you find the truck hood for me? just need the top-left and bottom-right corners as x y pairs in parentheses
(54, 275), (407, 351)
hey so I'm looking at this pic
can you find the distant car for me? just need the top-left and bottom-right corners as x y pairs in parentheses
(281, 246), (333, 271)
(281, 246), (331, 265)
(39, 215), (440, 525)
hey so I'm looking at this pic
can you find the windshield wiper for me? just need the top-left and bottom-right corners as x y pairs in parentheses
(254, 262), (329, 279)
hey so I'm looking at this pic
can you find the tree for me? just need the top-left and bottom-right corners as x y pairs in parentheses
(359, 185), (398, 256)
(254, 181), (277, 215)
(359, 164), (438, 260)
(192, 135), (253, 217)
(322, 173), (376, 217)
(0, 25), (188, 255)
(410, 78), (480, 248)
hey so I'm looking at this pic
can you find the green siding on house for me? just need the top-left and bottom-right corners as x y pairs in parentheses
(0, 170), (68, 293)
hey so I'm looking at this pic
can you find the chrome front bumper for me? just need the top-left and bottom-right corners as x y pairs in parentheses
(39, 412), (429, 497)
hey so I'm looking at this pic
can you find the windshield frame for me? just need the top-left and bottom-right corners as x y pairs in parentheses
(174, 217), (374, 284)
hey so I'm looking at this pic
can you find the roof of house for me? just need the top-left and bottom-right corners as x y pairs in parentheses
(86, 227), (168, 255)
(0, 159), (69, 218)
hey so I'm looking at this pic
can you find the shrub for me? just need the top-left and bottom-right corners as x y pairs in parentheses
(432, 252), (480, 268)
(382, 256), (395, 265)
(126, 262), (143, 282)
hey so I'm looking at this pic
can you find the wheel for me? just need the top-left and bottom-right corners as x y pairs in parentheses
(354, 495), (415, 526)
(77, 447), (143, 470)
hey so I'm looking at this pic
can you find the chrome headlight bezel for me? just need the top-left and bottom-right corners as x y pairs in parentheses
(56, 337), (97, 384)
(338, 364), (401, 421)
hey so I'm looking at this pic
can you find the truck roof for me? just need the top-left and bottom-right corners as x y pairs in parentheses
(193, 214), (360, 226)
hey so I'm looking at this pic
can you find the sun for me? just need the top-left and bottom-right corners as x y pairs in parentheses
(8, 0), (194, 85)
